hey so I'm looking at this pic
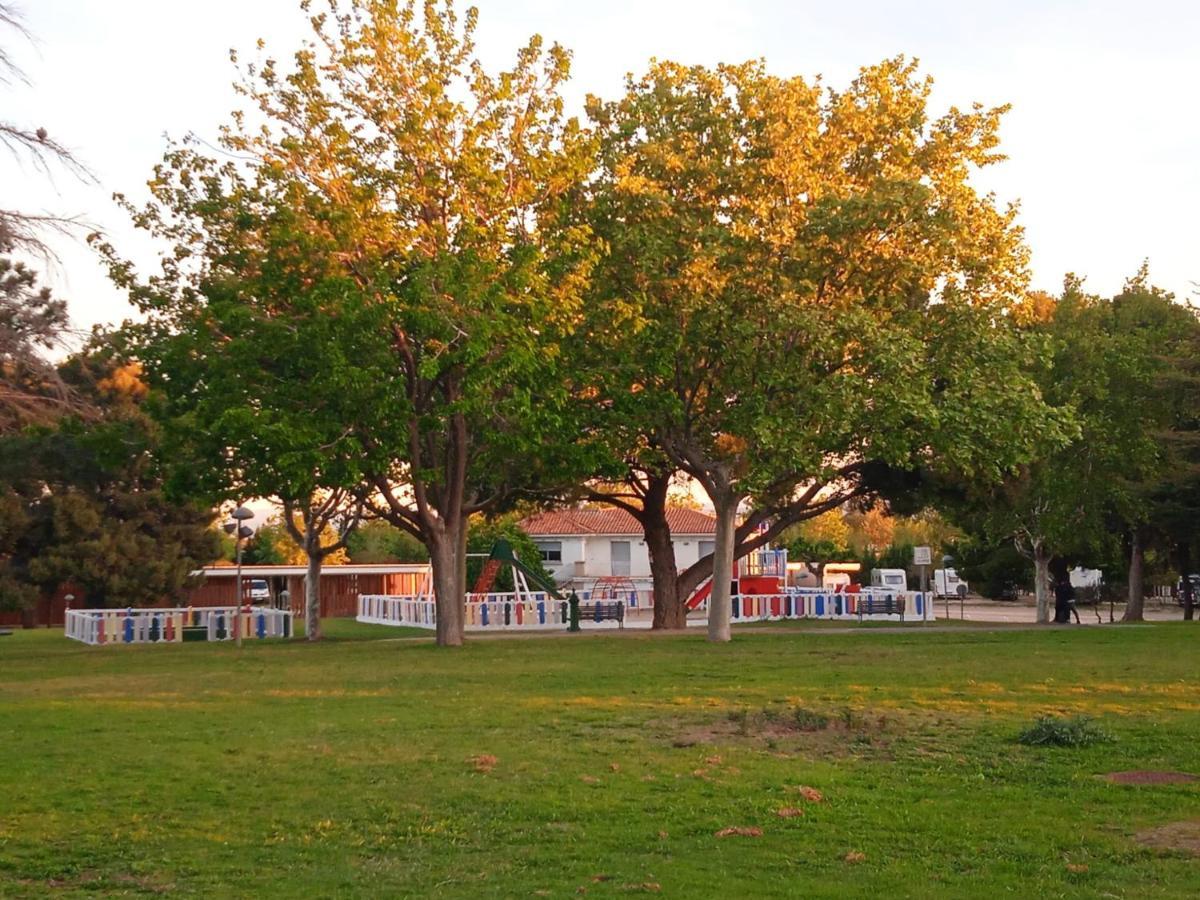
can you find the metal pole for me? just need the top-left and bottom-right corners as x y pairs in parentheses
(235, 533), (244, 648)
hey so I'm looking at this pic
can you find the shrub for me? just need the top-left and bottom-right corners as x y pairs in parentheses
(791, 707), (831, 732)
(1017, 715), (1113, 747)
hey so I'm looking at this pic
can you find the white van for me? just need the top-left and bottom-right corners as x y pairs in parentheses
(870, 568), (908, 591)
(248, 579), (270, 602)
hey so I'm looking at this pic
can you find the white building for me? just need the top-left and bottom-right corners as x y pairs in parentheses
(520, 508), (717, 592)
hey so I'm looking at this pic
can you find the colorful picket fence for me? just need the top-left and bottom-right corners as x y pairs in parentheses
(357, 595), (437, 629)
(729, 589), (933, 623)
(358, 594), (572, 631)
(64, 606), (292, 645)
(358, 587), (933, 632)
(465, 593), (571, 629)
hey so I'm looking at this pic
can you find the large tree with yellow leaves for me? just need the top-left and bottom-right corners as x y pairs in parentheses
(579, 58), (1066, 640)
(102, 0), (596, 646)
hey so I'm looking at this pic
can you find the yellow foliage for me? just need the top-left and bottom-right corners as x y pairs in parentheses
(713, 432), (748, 459)
(795, 509), (851, 549)
(1012, 291), (1057, 326)
(845, 504), (895, 553)
(97, 362), (149, 400)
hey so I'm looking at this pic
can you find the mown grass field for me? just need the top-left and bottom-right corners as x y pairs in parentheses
(1, 621), (1198, 897)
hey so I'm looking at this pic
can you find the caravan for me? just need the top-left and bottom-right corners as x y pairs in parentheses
(934, 568), (968, 598)
(870, 568), (908, 591)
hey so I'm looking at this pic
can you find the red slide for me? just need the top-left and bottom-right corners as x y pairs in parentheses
(685, 580), (713, 610)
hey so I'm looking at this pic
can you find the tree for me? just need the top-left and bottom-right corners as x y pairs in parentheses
(845, 504), (896, 555)
(0, 348), (218, 610)
(579, 57), (1061, 641)
(945, 272), (1200, 622)
(781, 508), (852, 584)
(281, 492), (359, 639)
(246, 513), (350, 566)
(345, 520), (428, 564)
(0, 3), (90, 256)
(0, 259), (81, 432)
(464, 513), (552, 593)
(0, 6), (93, 434)
(1105, 276), (1200, 621)
(104, 0), (595, 647)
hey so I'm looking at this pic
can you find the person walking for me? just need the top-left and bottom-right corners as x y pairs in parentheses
(1054, 575), (1080, 624)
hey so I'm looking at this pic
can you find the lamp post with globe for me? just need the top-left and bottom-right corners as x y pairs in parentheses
(222, 506), (255, 647)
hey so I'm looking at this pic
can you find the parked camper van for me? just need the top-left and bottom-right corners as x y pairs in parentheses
(870, 568), (908, 591)
(934, 568), (968, 598)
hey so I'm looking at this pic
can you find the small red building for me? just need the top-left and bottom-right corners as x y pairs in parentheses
(182, 564), (431, 618)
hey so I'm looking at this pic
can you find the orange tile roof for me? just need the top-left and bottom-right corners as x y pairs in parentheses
(520, 508), (716, 536)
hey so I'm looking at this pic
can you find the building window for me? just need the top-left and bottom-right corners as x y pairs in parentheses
(537, 541), (562, 564)
(611, 541), (631, 576)
(699, 540), (715, 559)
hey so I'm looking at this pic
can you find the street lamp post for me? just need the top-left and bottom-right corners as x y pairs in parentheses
(223, 506), (255, 648)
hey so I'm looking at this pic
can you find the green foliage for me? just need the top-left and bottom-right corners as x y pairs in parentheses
(465, 515), (552, 593)
(344, 521), (428, 565)
(0, 349), (218, 609)
(1017, 715), (1113, 748)
(242, 520), (288, 566)
(791, 707), (832, 732)
(581, 56), (1057, 500)
(100, 0), (599, 642)
(950, 537), (1033, 599)
(946, 271), (1200, 593)
(0, 258), (78, 433)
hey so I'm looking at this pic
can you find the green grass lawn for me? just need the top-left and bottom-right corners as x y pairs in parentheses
(1, 621), (1198, 897)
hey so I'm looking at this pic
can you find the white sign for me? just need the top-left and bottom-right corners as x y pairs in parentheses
(913, 546), (932, 566)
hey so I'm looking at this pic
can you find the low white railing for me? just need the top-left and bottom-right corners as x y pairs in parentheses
(359, 587), (933, 632)
(357, 595), (437, 629)
(731, 589), (934, 623)
(358, 593), (571, 631)
(464, 592), (570, 630)
(64, 606), (293, 645)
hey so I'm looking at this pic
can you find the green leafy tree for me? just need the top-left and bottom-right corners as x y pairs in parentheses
(0, 349), (218, 609)
(103, 0), (595, 647)
(578, 57), (1063, 640)
(950, 273), (1200, 622)
(464, 514), (552, 593)
(345, 521), (428, 565)
(780, 509), (852, 584)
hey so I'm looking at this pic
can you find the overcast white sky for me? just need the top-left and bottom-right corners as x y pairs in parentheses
(4, 0), (1198, 331)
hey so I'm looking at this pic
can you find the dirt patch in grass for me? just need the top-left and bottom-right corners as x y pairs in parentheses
(670, 704), (893, 758)
(1107, 770), (1197, 785)
(1135, 820), (1200, 856)
(30, 871), (174, 893)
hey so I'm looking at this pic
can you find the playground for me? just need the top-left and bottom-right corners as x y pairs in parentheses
(2, 621), (1198, 897)
(357, 544), (935, 635)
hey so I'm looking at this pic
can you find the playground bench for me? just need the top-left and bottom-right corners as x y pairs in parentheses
(577, 601), (625, 629)
(858, 595), (905, 621)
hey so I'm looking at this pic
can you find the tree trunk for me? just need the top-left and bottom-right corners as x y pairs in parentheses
(305, 545), (323, 641)
(1049, 555), (1071, 624)
(707, 495), (738, 643)
(1033, 541), (1051, 624)
(1179, 542), (1195, 622)
(429, 522), (466, 647)
(645, 505), (685, 630)
(1123, 531), (1145, 623)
